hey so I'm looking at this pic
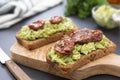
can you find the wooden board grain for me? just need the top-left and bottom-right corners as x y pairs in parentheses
(10, 43), (120, 80)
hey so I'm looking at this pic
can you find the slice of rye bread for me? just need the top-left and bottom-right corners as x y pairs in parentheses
(46, 38), (116, 75)
(16, 26), (78, 50)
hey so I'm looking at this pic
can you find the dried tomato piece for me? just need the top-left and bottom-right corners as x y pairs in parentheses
(91, 30), (103, 42)
(28, 20), (45, 31)
(72, 28), (103, 43)
(54, 35), (74, 55)
(54, 28), (103, 55)
(50, 16), (63, 24)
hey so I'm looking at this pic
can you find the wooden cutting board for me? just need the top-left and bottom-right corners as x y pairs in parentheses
(10, 43), (120, 80)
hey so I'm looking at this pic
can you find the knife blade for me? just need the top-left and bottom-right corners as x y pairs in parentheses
(0, 48), (31, 80)
(0, 48), (10, 64)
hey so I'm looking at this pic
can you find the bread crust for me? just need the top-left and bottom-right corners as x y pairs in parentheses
(46, 38), (116, 75)
(16, 26), (78, 50)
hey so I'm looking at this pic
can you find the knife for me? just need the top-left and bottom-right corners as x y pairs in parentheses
(0, 48), (31, 80)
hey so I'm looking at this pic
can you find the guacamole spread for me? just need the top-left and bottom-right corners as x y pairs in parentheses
(95, 5), (120, 29)
(48, 36), (109, 65)
(19, 17), (74, 40)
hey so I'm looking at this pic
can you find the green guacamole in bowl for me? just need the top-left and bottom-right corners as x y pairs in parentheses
(92, 5), (120, 29)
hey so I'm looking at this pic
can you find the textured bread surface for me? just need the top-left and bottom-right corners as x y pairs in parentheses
(16, 26), (78, 50)
(46, 38), (116, 74)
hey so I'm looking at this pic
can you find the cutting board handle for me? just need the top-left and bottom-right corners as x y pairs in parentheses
(5, 60), (31, 80)
(72, 54), (120, 80)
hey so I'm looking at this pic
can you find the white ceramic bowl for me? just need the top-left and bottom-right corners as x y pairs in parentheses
(92, 5), (118, 29)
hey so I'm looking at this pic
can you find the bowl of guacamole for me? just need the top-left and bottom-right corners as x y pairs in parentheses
(92, 5), (120, 29)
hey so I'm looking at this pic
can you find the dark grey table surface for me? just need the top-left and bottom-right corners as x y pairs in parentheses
(0, 3), (120, 80)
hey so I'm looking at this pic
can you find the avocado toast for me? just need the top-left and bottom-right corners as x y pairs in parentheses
(16, 16), (78, 50)
(46, 28), (116, 74)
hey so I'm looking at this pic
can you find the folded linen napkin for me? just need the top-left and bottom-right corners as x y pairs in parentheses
(0, 0), (63, 29)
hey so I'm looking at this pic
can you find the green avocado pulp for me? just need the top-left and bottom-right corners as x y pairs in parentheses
(19, 17), (74, 41)
(95, 5), (120, 29)
(48, 36), (109, 65)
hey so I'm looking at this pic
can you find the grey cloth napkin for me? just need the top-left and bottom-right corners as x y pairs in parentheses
(0, 0), (63, 29)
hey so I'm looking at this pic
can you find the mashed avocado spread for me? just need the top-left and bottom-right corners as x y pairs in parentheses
(95, 5), (120, 29)
(48, 36), (109, 65)
(19, 17), (74, 40)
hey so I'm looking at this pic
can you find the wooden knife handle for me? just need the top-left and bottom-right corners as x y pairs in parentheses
(5, 60), (31, 80)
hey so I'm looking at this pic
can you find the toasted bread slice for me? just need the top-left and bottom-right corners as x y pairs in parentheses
(46, 38), (116, 74)
(16, 26), (78, 50)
